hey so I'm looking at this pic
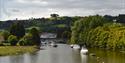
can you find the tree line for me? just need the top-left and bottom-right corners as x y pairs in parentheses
(0, 22), (41, 46)
(70, 15), (125, 50)
(0, 14), (125, 48)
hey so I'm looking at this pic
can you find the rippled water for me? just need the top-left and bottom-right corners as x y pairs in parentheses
(0, 44), (125, 63)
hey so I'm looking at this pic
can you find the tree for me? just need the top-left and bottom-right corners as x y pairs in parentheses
(10, 22), (25, 39)
(50, 14), (59, 18)
(62, 31), (71, 39)
(70, 15), (109, 44)
(0, 30), (10, 41)
(18, 33), (34, 46)
(29, 28), (41, 46)
(8, 35), (18, 46)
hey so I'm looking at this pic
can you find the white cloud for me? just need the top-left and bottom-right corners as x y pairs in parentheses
(16, 0), (48, 5)
(16, 0), (25, 3)
(0, 0), (125, 20)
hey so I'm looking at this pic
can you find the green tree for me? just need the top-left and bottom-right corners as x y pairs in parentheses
(62, 31), (71, 39)
(10, 22), (25, 39)
(50, 14), (59, 18)
(18, 33), (34, 46)
(29, 28), (41, 46)
(70, 15), (109, 45)
(0, 30), (10, 41)
(8, 35), (18, 46)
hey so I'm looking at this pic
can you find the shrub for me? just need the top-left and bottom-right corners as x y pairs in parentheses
(10, 22), (25, 39)
(0, 30), (10, 40)
(8, 35), (18, 46)
(18, 33), (34, 46)
(29, 28), (41, 46)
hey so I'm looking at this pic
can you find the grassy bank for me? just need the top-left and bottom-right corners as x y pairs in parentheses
(0, 46), (39, 56)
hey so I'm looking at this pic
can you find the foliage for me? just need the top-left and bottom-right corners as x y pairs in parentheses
(70, 15), (125, 50)
(71, 15), (109, 44)
(10, 22), (25, 39)
(85, 23), (125, 50)
(8, 35), (18, 46)
(50, 14), (59, 18)
(62, 31), (71, 39)
(29, 28), (41, 46)
(25, 26), (40, 33)
(0, 30), (10, 40)
(18, 33), (34, 46)
(18, 28), (41, 46)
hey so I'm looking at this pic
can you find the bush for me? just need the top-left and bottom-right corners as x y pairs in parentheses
(0, 43), (4, 46)
(76, 23), (125, 50)
(62, 31), (71, 39)
(10, 22), (25, 39)
(18, 33), (34, 46)
(71, 15), (109, 44)
(0, 30), (10, 40)
(18, 28), (41, 46)
(29, 28), (41, 46)
(8, 35), (18, 46)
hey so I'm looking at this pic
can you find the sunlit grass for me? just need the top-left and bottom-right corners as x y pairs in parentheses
(0, 46), (39, 56)
(54, 24), (66, 28)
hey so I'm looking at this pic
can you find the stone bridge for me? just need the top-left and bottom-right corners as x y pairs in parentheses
(40, 38), (67, 43)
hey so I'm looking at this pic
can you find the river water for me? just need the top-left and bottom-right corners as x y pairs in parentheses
(0, 44), (125, 63)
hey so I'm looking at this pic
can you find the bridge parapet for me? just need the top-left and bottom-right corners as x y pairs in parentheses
(40, 38), (67, 43)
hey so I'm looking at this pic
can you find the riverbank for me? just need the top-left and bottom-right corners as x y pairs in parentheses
(0, 46), (39, 56)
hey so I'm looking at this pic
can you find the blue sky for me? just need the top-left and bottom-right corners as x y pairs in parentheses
(0, 0), (125, 21)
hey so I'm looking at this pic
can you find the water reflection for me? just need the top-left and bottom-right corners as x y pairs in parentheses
(0, 56), (10, 63)
(89, 48), (125, 63)
(81, 54), (87, 63)
(71, 49), (81, 63)
(17, 53), (39, 63)
(23, 54), (31, 63)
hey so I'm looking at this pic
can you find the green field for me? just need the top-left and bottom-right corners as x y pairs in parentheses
(54, 24), (66, 28)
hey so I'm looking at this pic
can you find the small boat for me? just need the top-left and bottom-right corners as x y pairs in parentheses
(70, 44), (74, 48)
(80, 47), (88, 55)
(51, 42), (58, 47)
(53, 44), (58, 47)
(73, 44), (80, 50)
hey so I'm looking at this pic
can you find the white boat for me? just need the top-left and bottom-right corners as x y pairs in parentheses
(50, 42), (58, 47)
(73, 44), (80, 50)
(80, 47), (88, 54)
(70, 44), (74, 48)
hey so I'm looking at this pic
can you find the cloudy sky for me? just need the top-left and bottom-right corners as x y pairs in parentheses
(0, 0), (125, 21)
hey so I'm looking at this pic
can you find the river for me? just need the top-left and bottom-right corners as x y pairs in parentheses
(0, 44), (125, 63)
